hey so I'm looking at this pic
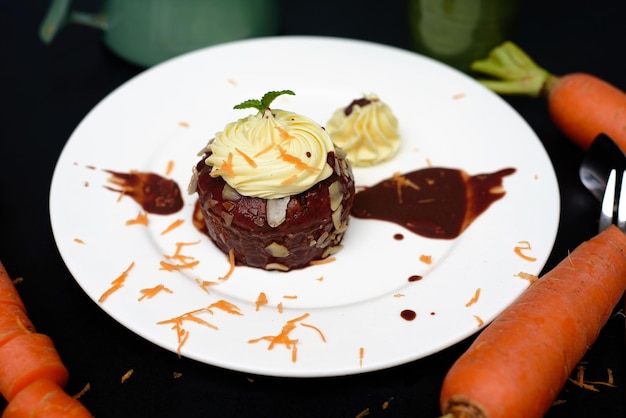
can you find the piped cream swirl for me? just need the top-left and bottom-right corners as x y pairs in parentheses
(326, 94), (400, 166)
(204, 109), (334, 199)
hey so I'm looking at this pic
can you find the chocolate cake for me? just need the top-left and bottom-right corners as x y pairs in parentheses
(188, 90), (355, 271)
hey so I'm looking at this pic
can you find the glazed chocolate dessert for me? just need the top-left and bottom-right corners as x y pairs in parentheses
(189, 90), (355, 271)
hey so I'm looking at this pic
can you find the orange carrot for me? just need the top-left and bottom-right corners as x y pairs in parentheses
(2, 379), (92, 418)
(0, 261), (25, 309)
(440, 224), (626, 418)
(0, 333), (69, 401)
(0, 303), (35, 349)
(471, 41), (626, 152)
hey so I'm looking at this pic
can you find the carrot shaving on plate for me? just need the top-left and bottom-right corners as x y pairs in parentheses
(515, 271), (539, 284)
(157, 300), (242, 357)
(300, 322), (327, 342)
(73, 238), (87, 244)
(419, 254), (432, 264)
(138, 283), (173, 301)
(160, 218), (184, 235)
(219, 248), (236, 280)
(283, 295), (298, 299)
(165, 160), (175, 176)
(465, 288), (481, 307)
(208, 300), (243, 316)
(195, 278), (218, 294)
(160, 260), (200, 272)
(514, 240), (538, 262)
(473, 315), (484, 327)
(161, 241), (201, 271)
(98, 262), (135, 303)
(126, 211), (149, 226)
(359, 347), (365, 368)
(255, 292), (268, 311)
(248, 313), (325, 363)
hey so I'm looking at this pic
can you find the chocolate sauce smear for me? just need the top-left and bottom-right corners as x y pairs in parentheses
(104, 170), (183, 214)
(351, 167), (516, 239)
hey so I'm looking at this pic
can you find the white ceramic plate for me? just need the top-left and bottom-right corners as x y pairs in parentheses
(49, 36), (559, 377)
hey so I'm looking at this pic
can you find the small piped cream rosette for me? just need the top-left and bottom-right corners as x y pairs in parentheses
(326, 94), (400, 166)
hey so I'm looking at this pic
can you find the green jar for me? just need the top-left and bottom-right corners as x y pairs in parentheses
(409, 0), (520, 72)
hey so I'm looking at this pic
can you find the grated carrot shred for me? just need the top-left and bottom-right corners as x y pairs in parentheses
(235, 147), (258, 168)
(160, 218), (184, 235)
(195, 278), (218, 294)
(99, 262), (135, 303)
(419, 254), (432, 264)
(248, 313), (325, 363)
(281, 174), (298, 185)
(218, 248), (236, 280)
(157, 306), (220, 357)
(301, 323), (326, 342)
(73, 238), (87, 244)
(161, 241), (201, 271)
(178, 121), (190, 128)
(160, 260), (200, 271)
(275, 126), (295, 140)
(138, 283), (173, 301)
(212, 152), (235, 176)
(515, 271), (538, 284)
(255, 292), (268, 311)
(126, 211), (149, 226)
(253, 144), (274, 158)
(392, 172), (420, 204)
(283, 295), (298, 299)
(208, 299), (243, 316)
(121, 369), (134, 383)
(514, 240), (537, 262)
(465, 288), (481, 307)
(359, 347), (365, 368)
(165, 160), (175, 176)
(277, 302), (283, 313)
(473, 315), (484, 327)
(276, 145), (321, 172)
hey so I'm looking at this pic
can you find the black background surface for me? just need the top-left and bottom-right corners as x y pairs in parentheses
(1, 1), (625, 416)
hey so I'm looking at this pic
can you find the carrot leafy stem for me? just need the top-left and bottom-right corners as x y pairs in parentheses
(470, 41), (551, 98)
(234, 90), (295, 112)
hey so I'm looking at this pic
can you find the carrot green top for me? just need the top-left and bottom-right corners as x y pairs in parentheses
(470, 41), (554, 97)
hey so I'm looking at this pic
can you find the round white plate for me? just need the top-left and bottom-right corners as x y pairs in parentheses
(49, 36), (559, 377)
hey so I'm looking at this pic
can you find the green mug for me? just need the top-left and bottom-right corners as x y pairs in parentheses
(39, 0), (281, 67)
(408, 0), (520, 73)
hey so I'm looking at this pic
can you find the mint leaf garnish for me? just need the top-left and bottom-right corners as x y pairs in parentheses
(233, 90), (295, 112)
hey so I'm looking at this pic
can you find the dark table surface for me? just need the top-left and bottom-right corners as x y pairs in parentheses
(2, 0), (625, 417)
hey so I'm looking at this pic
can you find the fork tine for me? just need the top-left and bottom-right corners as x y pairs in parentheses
(617, 169), (626, 231)
(599, 169), (617, 232)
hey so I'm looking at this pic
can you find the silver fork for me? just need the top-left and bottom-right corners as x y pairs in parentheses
(599, 168), (626, 232)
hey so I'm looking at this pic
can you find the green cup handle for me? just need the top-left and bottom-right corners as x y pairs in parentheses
(39, 0), (107, 44)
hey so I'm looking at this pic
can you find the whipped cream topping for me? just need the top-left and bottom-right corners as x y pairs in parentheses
(326, 94), (400, 166)
(204, 109), (334, 199)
